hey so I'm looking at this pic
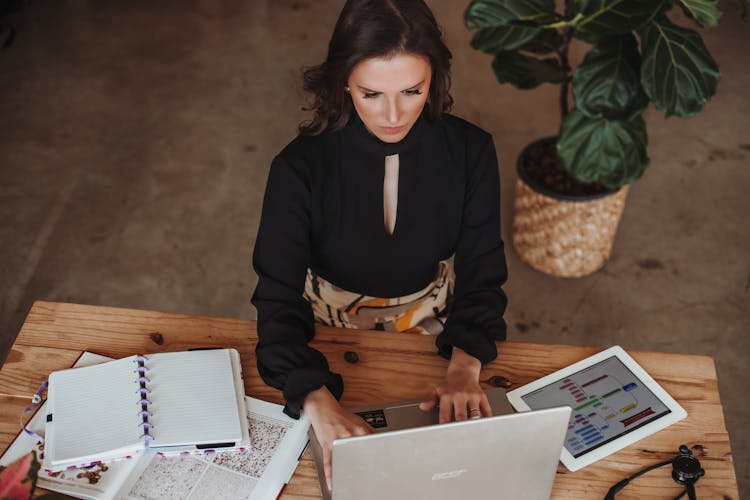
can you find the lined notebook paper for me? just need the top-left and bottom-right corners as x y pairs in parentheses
(43, 349), (250, 471)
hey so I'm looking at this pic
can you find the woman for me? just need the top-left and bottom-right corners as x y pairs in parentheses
(252, 0), (508, 488)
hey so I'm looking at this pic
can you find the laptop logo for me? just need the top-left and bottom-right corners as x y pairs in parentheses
(431, 468), (467, 481)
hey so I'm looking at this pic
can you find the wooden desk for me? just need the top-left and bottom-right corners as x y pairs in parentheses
(0, 301), (739, 499)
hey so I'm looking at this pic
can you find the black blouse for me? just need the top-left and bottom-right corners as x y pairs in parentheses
(251, 111), (508, 418)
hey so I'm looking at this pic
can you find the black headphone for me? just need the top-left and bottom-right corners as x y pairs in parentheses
(605, 445), (705, 500)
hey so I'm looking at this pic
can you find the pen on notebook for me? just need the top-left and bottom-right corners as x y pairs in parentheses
(9, 393), (35, 400)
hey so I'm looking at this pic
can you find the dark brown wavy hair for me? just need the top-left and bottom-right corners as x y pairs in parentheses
(299, 0), (453, 136)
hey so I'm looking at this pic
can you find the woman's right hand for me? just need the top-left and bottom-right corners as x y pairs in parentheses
(303, 386), (375, 492)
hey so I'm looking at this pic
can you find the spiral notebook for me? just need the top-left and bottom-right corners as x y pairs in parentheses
(42, 348), (250, 472)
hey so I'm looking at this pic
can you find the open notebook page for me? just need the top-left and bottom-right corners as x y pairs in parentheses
(46, 356), (143, 465)
(146, 349), (243, 447)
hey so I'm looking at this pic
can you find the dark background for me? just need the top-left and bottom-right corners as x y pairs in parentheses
(1, 0), (747, 495)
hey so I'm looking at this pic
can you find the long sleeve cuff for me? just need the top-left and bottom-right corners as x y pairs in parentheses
(435, 327), (501, 365)
(282, 367), (344, 419)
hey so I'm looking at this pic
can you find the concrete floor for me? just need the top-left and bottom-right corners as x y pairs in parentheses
(1, 0), (748, 495)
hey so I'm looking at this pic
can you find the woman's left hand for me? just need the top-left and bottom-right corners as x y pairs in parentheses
(418, 347), (492, 423)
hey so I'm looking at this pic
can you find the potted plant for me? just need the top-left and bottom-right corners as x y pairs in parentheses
(465, 0), (746, 277)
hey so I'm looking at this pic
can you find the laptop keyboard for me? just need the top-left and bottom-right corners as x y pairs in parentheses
(355, 409), (388, 429)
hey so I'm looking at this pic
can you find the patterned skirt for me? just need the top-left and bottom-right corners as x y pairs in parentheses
(303, 260), (454, 335)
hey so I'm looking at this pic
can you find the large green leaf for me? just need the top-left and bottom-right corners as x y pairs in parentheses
(573, 0), (667, 41)
(471, 24), (541, 53)
(572, 34), (648, 119)
(640, 16), (720, 117)
(557, 109), (649, 189)
(491, 51), (566, 89)
(464, 0), (555, 29)
(679, 0), (722, 27)
(521, 28), (564, 54)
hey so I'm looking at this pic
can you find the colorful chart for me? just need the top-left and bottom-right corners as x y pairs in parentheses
(522, 357), (671, 457)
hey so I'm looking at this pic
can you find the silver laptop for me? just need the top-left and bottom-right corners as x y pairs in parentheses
(308, 388), (571, 500)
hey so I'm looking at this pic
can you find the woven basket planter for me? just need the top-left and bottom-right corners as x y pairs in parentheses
(512, 137), (630, 278)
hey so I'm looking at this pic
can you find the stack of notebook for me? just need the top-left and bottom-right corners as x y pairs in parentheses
(2, 350), (311, 500)
(42, 348), (250, 471)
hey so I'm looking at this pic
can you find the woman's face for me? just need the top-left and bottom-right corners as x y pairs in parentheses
(347, 53), (432, 143)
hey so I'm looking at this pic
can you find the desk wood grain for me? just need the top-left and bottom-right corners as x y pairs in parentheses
(0, 301), (738, 499)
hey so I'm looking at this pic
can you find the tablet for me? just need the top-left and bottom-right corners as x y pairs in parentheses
(506, 345), (686, 471)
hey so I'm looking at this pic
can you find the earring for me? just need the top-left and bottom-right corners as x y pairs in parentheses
(344, 86), (350, 93)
